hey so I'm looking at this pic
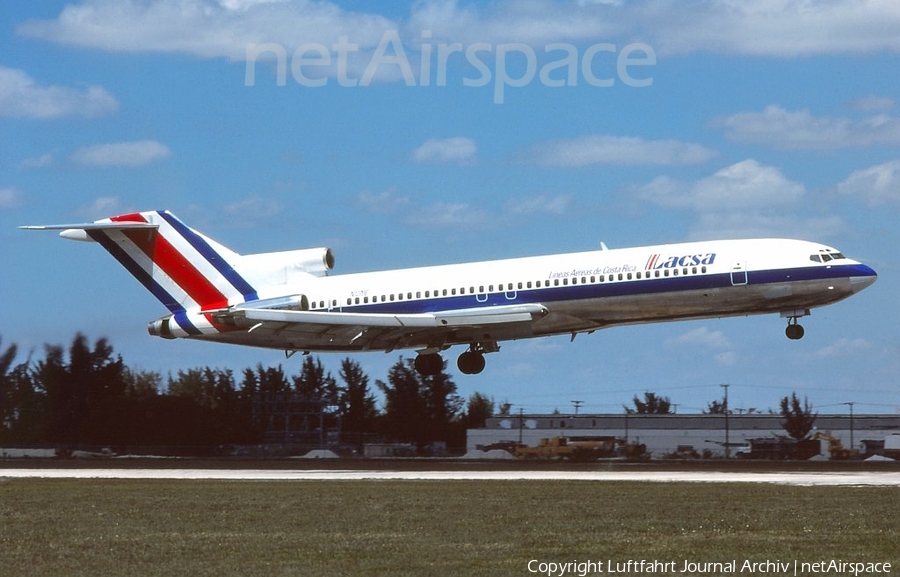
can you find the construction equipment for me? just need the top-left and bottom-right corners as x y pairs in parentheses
(515, 436), (626, 461)
(810, 431), (858, 460)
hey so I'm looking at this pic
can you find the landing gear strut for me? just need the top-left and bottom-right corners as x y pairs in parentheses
(785, 318), (805, 340)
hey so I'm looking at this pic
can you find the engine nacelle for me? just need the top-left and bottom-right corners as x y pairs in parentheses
(235, 247), (335, 284)
(148, 316), (177, 339)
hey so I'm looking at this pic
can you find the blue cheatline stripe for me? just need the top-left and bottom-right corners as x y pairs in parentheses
(88, 230), (202, 336)
(158, 211), (259, 302)
(341, 263), (871, 317)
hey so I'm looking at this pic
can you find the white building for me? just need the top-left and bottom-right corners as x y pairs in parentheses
(467, 413), (900, 458)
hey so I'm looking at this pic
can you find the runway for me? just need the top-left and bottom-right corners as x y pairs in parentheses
(2, 468), (900, 485)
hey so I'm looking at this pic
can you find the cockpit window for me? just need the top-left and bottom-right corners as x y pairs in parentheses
(812, 250), (847, 263)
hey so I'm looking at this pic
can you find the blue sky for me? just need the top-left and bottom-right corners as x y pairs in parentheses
(2, 0), (899, 416)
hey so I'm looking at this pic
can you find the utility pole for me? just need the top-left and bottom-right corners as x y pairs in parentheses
(720, 384), (730, 459)
(571, 400), (584, 415)
(843, 402), (855, 450)
(518, 407), (524, 445)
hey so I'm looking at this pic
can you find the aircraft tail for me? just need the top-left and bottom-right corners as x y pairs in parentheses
(26, 210), (259, 315)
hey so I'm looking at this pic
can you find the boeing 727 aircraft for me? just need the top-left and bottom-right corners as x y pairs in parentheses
(23, 210), (876, 376)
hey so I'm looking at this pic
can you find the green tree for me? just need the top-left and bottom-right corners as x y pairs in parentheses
(780, 392), (817, 440)
(462, 392), (494, 429)
(705, 399), (728, 414)
(0, 338), (42, 443)
(626, 391), (672, 414)
(377, 356), (462, 450)
(338, 358), (378, 446)
(34, 334), (129, 446)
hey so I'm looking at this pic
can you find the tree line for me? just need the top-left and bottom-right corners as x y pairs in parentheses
(0, 334), (494, 455)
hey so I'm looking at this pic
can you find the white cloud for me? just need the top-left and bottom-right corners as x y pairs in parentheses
(412, 137), (476, 165)
(356, 187), (411, 213)
(837, 159), (900, 206)
(224, 195), (281, 219)
(686, 212), (845, 242)
(75, 196), (128, 219)
(640, 0), (900, 57)
(70, 140), (172, 167)
(0, 66), (118, 119)
(636, 159), (845, 240)
(639, 159), (804, 211)
(811, 338), (871, 359)
(506, 194), (571, 216)
(404, 202), (487, 228)
(0, 187), (24, 209)
(716, 105), (900, 150)
(667, 326), (731, 349)
(529, 135), (717, 167)
(849, 96), (896, 113)
(18, 0), (396, 61)
(19, 0), (900, 62)
(18, 154), (54, 168)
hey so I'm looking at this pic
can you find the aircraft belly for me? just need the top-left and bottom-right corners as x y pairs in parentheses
(543, 278), (854, 329)
(193, 277), (856, 351)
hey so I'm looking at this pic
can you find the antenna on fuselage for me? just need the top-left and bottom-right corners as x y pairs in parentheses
(600, 242), (609, 251)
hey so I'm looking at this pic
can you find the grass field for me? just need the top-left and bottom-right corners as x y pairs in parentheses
(1, 479), (898, 576)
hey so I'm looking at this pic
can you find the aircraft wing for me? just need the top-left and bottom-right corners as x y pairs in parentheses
(211, 303), (549, 351)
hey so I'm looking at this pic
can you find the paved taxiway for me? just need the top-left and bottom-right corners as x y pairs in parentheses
(2, 468), (899, 486)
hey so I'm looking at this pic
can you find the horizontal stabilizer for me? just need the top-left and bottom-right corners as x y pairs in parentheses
(21, 222), (159, 242)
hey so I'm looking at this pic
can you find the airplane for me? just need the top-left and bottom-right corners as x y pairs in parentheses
(23, 209), (877, 376)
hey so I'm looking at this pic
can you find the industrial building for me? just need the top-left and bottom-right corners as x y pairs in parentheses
(467, 413), (900, 459)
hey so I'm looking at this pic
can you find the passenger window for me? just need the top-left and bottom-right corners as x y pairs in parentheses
(701, 266), (706, 273)
(627, 272), (632, 280)
(618, 273), (623, 281)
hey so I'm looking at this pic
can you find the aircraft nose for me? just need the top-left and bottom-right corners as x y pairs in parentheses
(850, 264), (877, 293)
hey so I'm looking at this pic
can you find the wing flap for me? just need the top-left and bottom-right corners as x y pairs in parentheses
(223, 303), (548, 328)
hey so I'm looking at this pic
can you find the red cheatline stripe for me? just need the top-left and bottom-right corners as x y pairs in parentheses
(146, 233), (230, 311)
(113, 215), (230, 311)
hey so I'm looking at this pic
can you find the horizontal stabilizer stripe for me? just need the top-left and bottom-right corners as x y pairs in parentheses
(158, 211), (258, 302)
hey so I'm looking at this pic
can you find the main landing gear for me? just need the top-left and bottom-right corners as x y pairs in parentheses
(415, 343), (494, 376)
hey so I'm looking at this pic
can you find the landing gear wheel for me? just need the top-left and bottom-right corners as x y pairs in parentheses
(414, 353), (444, 376)
(785, 322), (805, 340)
(457, 351), (486, 375)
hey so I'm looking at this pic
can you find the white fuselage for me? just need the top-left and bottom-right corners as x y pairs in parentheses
(199, 238), (876, 353)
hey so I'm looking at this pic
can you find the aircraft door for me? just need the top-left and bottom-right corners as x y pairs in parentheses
(730, 262), (748, 286)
